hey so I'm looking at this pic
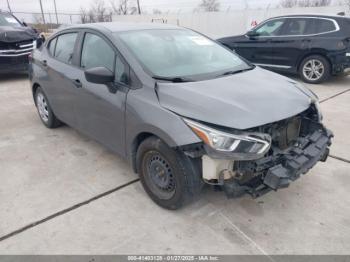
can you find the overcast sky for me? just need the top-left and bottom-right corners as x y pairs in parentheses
(1, 0), (281, 14)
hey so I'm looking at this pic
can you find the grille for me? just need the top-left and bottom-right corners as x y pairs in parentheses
(0, 39), (35, 57)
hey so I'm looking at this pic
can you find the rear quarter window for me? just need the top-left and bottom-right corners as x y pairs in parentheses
(306, 18), (337, 35)
(315, 19), (336, 33)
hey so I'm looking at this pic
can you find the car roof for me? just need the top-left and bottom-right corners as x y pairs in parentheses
(270, 14), (350, 20)
(67, 22), (182, 33)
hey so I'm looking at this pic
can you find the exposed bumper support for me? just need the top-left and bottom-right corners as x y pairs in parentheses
(223, 125), (333, 198)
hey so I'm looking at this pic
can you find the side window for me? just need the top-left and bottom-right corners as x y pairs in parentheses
(255, 19), (285, 36)
(115, 55), (129, 85)
(304, 18), (337, 35)
(48, 37), (57, 56)
(314, 19), (336, 34)
(81, 33), (115, 72)
(283, 18), (309, 36)
(54, 33), (77, 64)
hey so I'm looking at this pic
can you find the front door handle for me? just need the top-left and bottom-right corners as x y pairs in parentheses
(72, 79), (82, 88)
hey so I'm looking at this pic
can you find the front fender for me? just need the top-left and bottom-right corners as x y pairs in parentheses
(125, 86), (201, 164)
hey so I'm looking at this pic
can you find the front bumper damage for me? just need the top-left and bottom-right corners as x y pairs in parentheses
(180, 103), (333, 199)
(181, 112), (334, 199)
(218, 121), (333, 198)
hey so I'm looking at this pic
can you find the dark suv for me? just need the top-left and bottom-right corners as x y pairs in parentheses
(0, 11), (42, 73)
(218, 15), (350, 84)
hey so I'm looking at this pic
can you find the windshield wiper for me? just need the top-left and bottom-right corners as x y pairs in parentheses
(216, 66), (255, 78)
(152, 75), (194, 83)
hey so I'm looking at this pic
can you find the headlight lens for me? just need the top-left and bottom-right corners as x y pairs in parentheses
(183, 119), (271, 155)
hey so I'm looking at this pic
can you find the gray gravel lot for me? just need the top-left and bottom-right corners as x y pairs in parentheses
(0, 73), (349, 255)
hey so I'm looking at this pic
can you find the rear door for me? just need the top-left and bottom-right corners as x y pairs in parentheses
(43, 31), (81, 127)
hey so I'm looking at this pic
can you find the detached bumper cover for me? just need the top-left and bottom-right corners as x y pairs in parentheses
(224, 124), (333, 198)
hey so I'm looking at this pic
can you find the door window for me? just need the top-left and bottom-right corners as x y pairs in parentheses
(255, 19), (285, 36)
(283, 18), (309, 36)
(81, 33), (115, 72)
(48, 37), (57, 56)
(54, 33), (78, 64)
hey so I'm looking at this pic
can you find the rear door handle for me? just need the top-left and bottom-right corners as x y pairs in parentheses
(72, 79), (82, 88)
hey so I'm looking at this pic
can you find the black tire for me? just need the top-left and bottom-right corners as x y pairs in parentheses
(299, 55), (331, 84)
(136, 136), (203, 210)
(34, 86), (62, 128)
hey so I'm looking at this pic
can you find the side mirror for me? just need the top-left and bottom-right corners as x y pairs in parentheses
(247, 31), (259, 38)
(85, 67), (114, 84)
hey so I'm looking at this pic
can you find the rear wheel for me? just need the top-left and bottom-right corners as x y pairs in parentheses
(299, 55), (330, 84)
(136, 136), (202, 210)
(35, 87), (62, 128)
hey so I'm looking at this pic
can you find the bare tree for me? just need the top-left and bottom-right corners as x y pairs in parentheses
(298, 0), (331, 6)
(80, 7), (89, 23)
(344, 0), (350, 10)
(279, 0), (297, 7)
(91, 0), (108, 22)
(297, 0), (311, 6)
(111, 0), (138, 15)
(79, 0), (113, 23)
(87, 9), (96, 23)
(198, 0), (220, 12)
(280, 0), (331, 7)
(153, 9), (162, 14)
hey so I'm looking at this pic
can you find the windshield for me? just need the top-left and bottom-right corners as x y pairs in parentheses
(0, 13), (22, 27)
(116, 29), (251, 80)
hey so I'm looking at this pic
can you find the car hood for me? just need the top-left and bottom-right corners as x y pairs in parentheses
(217, 34), (246, 45)
(0, 26), (37, 43)
(157, 67), (313, 130)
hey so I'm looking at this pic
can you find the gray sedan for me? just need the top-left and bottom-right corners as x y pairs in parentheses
(29, 22), (333, 209)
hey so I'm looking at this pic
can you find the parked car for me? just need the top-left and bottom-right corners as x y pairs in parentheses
(0, 11), (43, 73)
(218, 15), (350, 84)
(30, 23), (333, 209)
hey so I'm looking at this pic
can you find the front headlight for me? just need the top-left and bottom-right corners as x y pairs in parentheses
(183, 119), (271, 156)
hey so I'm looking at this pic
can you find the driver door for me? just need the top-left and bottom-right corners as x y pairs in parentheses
(234, 18), (287, 65)
(73, 31), (129, 156)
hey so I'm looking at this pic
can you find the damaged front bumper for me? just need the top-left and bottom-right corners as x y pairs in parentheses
(222, 122), (333, 198)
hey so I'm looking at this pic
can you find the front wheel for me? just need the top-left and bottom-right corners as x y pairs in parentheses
(136, 137), (202, 210)
(299, 55), (330, 84)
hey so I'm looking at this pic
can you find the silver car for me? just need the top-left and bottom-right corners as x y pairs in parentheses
(30, 23), (333, 209)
